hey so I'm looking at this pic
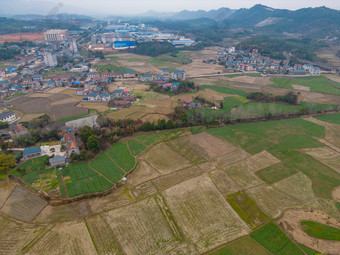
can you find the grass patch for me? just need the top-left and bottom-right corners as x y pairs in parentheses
(315, 113), (340, 124)
(256, 163), (297, 184)
(190, 126), (205, 134)
(269, 76), (340, 95)
(199, 85), (248, 97)
(226, 191), (270, 229)
(301, 221), (340, 241)
(250, 222), (304, 255)
(11, 156), (48, 177)
(0, 173), (6, 181)
(221, 97), (245, 112)
(136, 133), (163, 146)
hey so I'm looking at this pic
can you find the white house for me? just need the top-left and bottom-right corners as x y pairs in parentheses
(88, 92), (100, 101)
(0, 111), (16, 123)
(309, 67), (321, 76)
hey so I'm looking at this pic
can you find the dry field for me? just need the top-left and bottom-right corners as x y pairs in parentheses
(102, 197), (194, 255)
(26, 221), (97, 255)
(279, 209), (340, 255)
(292, 84), (311, 91)
(0, 216), (47, 255)
(0, 182), (17, 209)
(1, 185), (47, 222)
(0, 33), (44, 43)
(302, 147), (340, 174)
(77, 102), (109, 112)
(228, 76), (272, 86)
(143, 142), (192, 175)
(163, 175), (250, 253)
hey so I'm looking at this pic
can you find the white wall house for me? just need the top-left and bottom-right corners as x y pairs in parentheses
(0, 111), (16, 123)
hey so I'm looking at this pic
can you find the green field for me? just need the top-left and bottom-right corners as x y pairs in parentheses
(298, 244), (319, 255)
(199, 85), (248, 97)
(135, 133), (163, 146)
(269, 76), (340, 95)
(301, 221), (340, 241)
(250, 222), (304, 255)
(128, 139), (147, 156)
(11, 156), (48, 178)
(205, 126), (237, 145)
(222, 97), (245, 112)
(0, 173), (7, 181)
(226, 191), (271, 229)
(256, 163), (297, 184)
(90, 153), (125, 183)
(279, 134), (324, 149)
(315, 112), (340, 124)
(106, 142), (135, 171)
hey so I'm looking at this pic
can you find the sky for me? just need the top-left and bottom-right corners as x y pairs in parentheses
(18, 0), (340, 15)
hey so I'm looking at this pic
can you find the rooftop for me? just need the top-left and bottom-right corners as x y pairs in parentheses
(23, 147), (41, 156)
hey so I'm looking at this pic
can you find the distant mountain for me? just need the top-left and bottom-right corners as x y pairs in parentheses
(171, 8), (235, 21)
(226, 4), (291, 28)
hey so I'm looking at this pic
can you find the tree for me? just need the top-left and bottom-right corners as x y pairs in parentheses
(80, 126), (95, 144)
(0, 155), (16, 173)
(86, 135), (100, 152)
(0, 121), (9, 129)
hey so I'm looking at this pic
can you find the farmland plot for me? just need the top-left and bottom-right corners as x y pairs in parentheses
(1, 185), (47, 222)
(0, 216), (47, 255)
(27, 221), (97, 255)
(85, 215), (123, 255)
(127, 159), (160, 186)
(106, 142), (135, 171)
(163, 175), (250, 253)
(0, 182), (16, 209)
(273, 173), (320, 208)
(103, 197), (195, 255)
(247, 185), (301, 218)
(143, 143), (192, 174)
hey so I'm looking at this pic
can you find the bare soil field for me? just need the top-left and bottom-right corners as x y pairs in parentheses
(34, 200), (92, 223)
(243, 150), (281, 172)
(179, 58), (224, 76)
(140, 113), (170, 122)
(27, 221), (97, 255)
(292, 84), (311, 91)
(127, 159), (160, 186)
(1, 185), (47, 222)
(77, 102), (109, 112)
(14, 97), (50, 114)
(229, 76), (272, 86)
(0, 33), (44, 43)
(332, 186), (340, 202)
(279, 209), (340, 255)
(143, 142), (192, 174)
(163, 174), (250, 253)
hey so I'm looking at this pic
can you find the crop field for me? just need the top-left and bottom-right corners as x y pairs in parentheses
(90, 153), (125, 183)
(128, 139), (147, 156)
(144, 142), (192, 174)
(226, 191), (271, 229)
(256, 162), (297, 184)
(26, 221), (97, 255)
(301, 221), (340, 241)
(315, 112), (340, 124)
(106, 142), (135, 171)
(269, 76), (340, 95)
(61, 162), (113, 198)
(163, 175), (250, 253)
(12, 156), (48, 178)
(250, 222), (304, 255)
(209, 236), (272, 255)
(199, 85), (248, 97)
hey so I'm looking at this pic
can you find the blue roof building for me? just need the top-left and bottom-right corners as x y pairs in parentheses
(113, 41), (135, 49)
(23, 147), (41, 159)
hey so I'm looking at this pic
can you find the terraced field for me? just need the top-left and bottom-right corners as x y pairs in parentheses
(1, 116), (340, 254)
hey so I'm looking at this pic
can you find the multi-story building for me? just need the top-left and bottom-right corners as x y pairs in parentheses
(44, 29), (68, 42)
(171, 70), (186, 80)
(0, 111), (16, 123)
(44, 52), (58, 67)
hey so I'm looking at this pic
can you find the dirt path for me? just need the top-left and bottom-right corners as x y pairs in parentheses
(278, 209), (340, 255)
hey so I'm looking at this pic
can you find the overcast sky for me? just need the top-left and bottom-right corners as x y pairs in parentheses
(26, 0), (340, 15)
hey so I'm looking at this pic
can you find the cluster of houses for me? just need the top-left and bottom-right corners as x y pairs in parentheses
(22, 125), (80, 167)
(219, 47), (321, 76)
(140, 69), (186, 83)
